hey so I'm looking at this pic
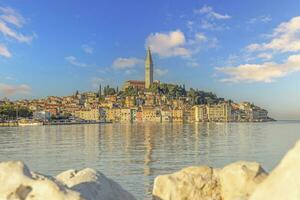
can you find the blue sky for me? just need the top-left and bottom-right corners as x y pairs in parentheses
(0, 0), (300, 119)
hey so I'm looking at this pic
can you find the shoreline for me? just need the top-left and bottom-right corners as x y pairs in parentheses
(0, 119), (278, 127)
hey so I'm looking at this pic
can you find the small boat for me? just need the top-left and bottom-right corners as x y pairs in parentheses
(18, 119), (44, 126)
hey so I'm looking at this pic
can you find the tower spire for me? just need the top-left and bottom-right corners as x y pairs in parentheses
(145, 47), (153, 89)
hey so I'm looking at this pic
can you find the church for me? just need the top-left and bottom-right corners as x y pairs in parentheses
(122, 47), (154, 91)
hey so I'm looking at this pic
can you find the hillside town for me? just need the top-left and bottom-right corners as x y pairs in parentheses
(0, 48), (273, 125)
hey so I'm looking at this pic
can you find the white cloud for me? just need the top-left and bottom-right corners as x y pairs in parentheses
(0, 43), (11, 58)
(0, 20), (33, 43)
(248, 15), (272, 24)
(112, 57), (143, 69)
(195, 5), (231, 20)
(0, 7), (25, 27)
(190, 32), (207, 43)
(258, 53), (273, 60)
(217, 54), (300, 83)
(0, 6), (33, 58)
(154, 68), (168, 76)
(65, 56), (88, 67)
(0, 83), (31, 96)
(145, 30), (191, 57)
(246, 16), (300, 53)
(82, 44), (93, 54)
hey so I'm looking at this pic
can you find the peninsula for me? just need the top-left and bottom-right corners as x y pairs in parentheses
(0, 48), (273, 125)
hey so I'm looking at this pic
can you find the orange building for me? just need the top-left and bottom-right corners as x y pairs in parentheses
(122, 80), (145, 91)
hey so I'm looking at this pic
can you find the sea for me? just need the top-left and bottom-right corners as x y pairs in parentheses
(0, 121), (300, 199)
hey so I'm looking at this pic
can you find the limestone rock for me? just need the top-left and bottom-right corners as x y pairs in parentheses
(0, 161), (83, 200)
(152, 166), (222, 200)
(219, 161), (268, 200)
(56, 168), (136, 200)
(152, 162), (267, 200)
(249, 141), (300, 200)
(0, 161), (136, 200)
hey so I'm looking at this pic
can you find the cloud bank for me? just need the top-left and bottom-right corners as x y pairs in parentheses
(0, 83), (31, 96)
(112, 57), (143, 69)
(246, 16), (300, 53)
(217, 54), (300, 83)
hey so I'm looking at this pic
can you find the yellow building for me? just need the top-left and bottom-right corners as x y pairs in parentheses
(120, 108), (132, 122)
(105, 108), (121, 122)
(193, 105), (208, 122)
(142, 106), (160, 122)
(125, 96), (135, 108)
(183, 108), (193, 122)
(172, 108), (183, 122)
(74, 109), (100, 121)
(161, 108), (172, 122)
(207, 103), (232, 122)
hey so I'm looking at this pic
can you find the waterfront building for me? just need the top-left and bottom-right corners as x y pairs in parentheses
(193, 105), (208, 122)
(142, 106), (160, 122)
(183, 108), (194, 122)
(33, 111), (51, 121)
(249, 108), (268, 122)
(172, 108), (183, 122)
(74, 109), (100, 121)
(207, 103), (232, 122)
(120, 108), (132, 122)
(105, 108), (121, 122)
(161, 108), (172, 122)
(145, 47), (154, 89)
(136, 110), (143, 122)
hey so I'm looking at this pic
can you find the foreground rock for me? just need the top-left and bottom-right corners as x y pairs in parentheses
(249, 141), (300, 200)
(153, 166), (221, 200)
(56, 168), (136, 200)
(0, 161), (136, 200)
(153, 161), (268, 200)
(219, 161), (268, 200)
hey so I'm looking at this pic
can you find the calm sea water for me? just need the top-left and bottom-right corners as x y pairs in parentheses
(0, 121), (300, 199)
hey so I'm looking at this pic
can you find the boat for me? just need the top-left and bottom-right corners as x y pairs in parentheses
(18, 119), (44, 126)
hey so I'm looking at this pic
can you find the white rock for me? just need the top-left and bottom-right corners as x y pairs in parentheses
(250, 141), (300, 200)
(219, 161), (267, 200)
(0, 161), (136, 200)
(56, 168), (136, 200)
(152, 166), (222, 200)
(152, 162), (267, 200)
(0, 161), (83, 200)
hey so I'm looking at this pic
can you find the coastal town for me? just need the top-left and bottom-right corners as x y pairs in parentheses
(0, 48), (272, 126)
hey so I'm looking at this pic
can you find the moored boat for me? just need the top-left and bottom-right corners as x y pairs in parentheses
(18, 119), (44, 126)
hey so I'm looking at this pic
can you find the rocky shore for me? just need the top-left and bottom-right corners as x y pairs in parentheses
(1, 140), (300, 200)
(0, 161), (136, 200)
(153, 140), (300, 200)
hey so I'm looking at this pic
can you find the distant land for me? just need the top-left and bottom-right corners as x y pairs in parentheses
(0, 49), (274, 125)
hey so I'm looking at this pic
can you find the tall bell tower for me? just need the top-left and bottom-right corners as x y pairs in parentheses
(145, 47), (153, 89)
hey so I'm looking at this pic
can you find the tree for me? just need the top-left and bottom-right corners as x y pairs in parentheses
(103, 85), (116, 96)
(124, 86), (138, 96)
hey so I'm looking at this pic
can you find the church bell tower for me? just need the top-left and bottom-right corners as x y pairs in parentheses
(145, 47), (153, 89)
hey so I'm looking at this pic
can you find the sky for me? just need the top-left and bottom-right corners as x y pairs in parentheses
(0, 0), (300, 119)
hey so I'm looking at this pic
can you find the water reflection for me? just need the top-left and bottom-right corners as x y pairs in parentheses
(0, 122), (300, 199)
